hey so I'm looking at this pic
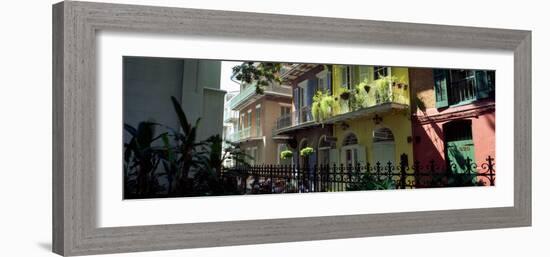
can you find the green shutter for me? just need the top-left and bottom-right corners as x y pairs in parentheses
(475, 70), (492, 99)
(434, 69), (449, 108)
(444, 121), (476, 175)
(293, 87), (300, 108)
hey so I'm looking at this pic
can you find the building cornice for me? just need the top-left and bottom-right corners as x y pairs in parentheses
(412, 102), (495, 125)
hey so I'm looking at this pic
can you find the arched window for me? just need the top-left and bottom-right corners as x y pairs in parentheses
(373, 127), (394, 142)
(343, 133), (358, 146)
(372, 127), (396, 165)
(299, 138), (309, 150)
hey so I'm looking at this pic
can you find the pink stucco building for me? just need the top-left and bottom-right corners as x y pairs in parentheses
(409, 68), (495, 174)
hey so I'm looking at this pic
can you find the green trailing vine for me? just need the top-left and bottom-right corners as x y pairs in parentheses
(309, 74), (409, 124)
(311, 90), (340, 123)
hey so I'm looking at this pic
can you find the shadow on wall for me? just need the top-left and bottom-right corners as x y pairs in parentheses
(412, 119), (446, 168)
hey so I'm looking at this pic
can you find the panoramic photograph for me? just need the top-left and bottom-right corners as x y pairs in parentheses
(123, 57), (496, 199)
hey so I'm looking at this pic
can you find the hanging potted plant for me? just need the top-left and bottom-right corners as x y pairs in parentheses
(300, 147), (314, 157)
(299, 146), (314, 171)
(280, 150), (293, 160)
(340, 89), (351, 100)
(364, 84), (371, 93)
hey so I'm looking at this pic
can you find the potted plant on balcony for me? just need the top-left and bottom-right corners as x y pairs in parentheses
(350, 81), (370, 110)
(311, 90), (339, 124)
(340, 89), (351, 100)
(370, 75), (398, 104)
(338, 88), (351, 113)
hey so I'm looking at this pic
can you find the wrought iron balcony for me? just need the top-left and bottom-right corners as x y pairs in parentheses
(273, 81), (410, 135)
(223, 109), (239, 122)
(226, 126), (263, 142)
(321, 80), (410, 124)
(229, 83), (292, 110)
(273, 106), (314, 134)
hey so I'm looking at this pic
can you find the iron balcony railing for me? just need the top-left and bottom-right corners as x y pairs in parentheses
(223, 109), (239, 122)
(448, 76), (477, 105)
(229, 83), (292, 110)
(229, 83), (257, 110)
(226, 126), (263, 142)
(342, 80), (410, 111)
(274, 81), (410, 133)
(274, 106), (313, 131)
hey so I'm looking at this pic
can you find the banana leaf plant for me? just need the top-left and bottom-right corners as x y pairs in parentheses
(169, 96), (207, 195)
(123, 121), (165, 198)
(193, 134), (251, 195)
(159, 133), (177, 195)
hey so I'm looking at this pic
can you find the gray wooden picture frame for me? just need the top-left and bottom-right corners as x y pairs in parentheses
(52, 1), (531, 256)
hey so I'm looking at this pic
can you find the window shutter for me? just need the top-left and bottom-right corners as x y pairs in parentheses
(342, 66), (349, 88)
(357, 145), (367, 166)
(309, 152), (317, 171)
(293, 87), (300, 110)
(339, 149), (346, 166)
(306, 79), (317, 106)
(475, 70), (490, 99)
(327, 70), (332, 93)
(433, 69), (449, 108)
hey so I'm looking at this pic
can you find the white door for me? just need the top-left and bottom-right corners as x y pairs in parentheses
(341, 145), (366, 166)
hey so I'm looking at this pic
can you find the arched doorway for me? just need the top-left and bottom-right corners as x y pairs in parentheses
(318, 135), (331, 166)
(372, 127), (396, 166)
(341, 133), (365, 166)
(298, 138), (309, 168)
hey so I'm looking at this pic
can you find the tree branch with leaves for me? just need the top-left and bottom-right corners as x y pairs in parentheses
(231, 62), (286, 94)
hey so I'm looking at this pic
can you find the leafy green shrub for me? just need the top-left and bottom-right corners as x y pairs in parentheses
(346, 171), (396, 191)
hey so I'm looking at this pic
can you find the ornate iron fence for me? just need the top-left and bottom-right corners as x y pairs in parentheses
(221, 156), (495, 194)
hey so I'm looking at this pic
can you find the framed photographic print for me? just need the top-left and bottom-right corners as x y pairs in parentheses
(52, 1), (531, 256)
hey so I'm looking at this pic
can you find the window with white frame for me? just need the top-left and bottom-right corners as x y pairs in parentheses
(341, 66), (353, 89)
(280, 106), (291, 117)
(316, 70), (330, 92)
(246, 147), (258, 165)
(373, 66), (389, 80)
(239, 113), (245, 129)
(358, 66), (369, 82)
(342, 133), (360, 166)
(255, 104), (261, 136)
(247, 109), (252, 128)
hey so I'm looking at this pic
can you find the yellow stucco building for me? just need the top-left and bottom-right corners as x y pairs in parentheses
(326, 65), (414, 168)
